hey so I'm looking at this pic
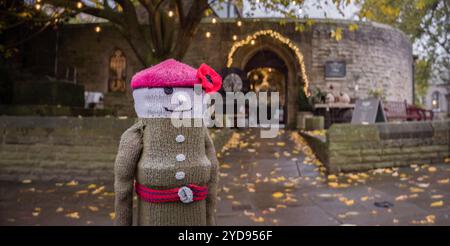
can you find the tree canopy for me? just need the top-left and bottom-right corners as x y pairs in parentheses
(359, 0), (449, 99)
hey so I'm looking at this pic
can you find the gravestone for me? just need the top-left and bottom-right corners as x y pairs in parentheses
(351, 98), (386, 124)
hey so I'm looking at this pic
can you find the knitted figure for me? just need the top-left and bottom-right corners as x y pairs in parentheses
(114, 59), (222, 226)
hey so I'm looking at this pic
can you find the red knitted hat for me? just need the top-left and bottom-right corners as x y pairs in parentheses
(131, 59), (222, 94)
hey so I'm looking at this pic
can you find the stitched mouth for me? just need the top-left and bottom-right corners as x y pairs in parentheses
(164, 107), (193, 112)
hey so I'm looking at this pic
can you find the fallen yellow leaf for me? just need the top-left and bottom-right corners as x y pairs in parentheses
(87, 184), (97, 189)
(339, 197), (355, 206)
(21, 179), (32, 184)
(345, 200), (355, 206)
(430, 201), (444, 207)
(66, 180), (79, 186)
(75, 190), (88, 195)
(410, 187), (425, 193)
(56, 207), (64, 213)
(276, 204), (287, 209)
(92, 186), (105, 195)
(272, 192), (284, 199)
(283, 182), (295, 188)
(65, 212), (80, 219)
(437, 178), (449, 184)
(431, 194), (443, 199)
(428, 167), (437, 172)
(426, 215), (436, 223)
(220, 164), (231, 169)
(328, 182), (339, 188)
(417, 183), (430, 188)
(109, 212), (115, 220)
(243, 210), (255, 217)
(395, 195), (408, 201)
(87, 206), (99, 212)
(327, 174), (337, 180)
(253, 216), (265, 223)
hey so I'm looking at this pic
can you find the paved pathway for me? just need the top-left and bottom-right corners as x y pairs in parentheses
(1, 129), (449, 225)
(216, 129), (450, 226)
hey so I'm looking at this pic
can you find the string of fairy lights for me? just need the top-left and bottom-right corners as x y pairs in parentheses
(34, 1), (102, 32)
(224, 28), (310, 95)
(190, 10), (311, 94)
(200, 15), (310, 94)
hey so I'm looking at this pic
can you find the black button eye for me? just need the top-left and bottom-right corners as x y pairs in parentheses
(164, 87), (173, 95)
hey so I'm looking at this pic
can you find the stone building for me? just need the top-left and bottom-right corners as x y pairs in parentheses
(23, 18), (413, 126)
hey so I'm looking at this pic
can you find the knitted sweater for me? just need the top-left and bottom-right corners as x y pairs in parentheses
(114, 118), (219, 226)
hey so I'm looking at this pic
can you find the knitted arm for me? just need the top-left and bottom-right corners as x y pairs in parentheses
(205, 130), (220, 226)
(114, 121), (143, 226)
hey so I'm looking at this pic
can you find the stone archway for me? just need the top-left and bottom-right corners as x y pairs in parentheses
(227, 31), (308, 127)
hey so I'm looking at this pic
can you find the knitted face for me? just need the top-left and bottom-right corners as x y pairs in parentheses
(133, 86), (205, 118)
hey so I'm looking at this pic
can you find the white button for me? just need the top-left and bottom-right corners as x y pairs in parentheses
(176, 154), (186, 162)
(176, 135), (185, 143)
(175, 171), (185, 180)
(178, 186), (193, 203)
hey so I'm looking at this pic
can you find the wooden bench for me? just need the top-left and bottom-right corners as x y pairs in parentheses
(383, 100), (433, 122)
(407, 104), (434, 121)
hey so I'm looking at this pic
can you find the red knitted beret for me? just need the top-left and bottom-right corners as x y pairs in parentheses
(131, 59), (222, 94)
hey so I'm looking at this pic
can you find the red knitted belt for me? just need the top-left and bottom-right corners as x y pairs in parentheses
(135, 182), (208, 203)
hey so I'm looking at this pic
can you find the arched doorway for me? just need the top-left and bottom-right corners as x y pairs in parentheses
(227, 30), (308, 127)
(245, 50), (288, 123)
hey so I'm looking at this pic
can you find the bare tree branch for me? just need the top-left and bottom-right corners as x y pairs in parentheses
(44, 0), (123, 24)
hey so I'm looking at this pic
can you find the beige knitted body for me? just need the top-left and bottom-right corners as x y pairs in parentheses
(114, 118), (219, 226)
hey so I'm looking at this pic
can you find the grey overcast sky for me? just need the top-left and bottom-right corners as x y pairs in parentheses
(242, 0), (360, 19)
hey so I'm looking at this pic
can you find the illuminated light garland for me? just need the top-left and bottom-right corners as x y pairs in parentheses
(226, 29), (310, 95)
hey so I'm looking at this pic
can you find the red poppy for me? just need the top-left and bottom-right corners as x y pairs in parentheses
(196, 64), (222, 93)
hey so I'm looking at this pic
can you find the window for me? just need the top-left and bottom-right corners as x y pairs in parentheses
(431, 91), (440, 111)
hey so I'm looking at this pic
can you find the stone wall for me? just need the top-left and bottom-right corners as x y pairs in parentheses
(310, 21), (413, 102)
(0, 116), (134, 181)
(302, 120), (450, 173)
(0, 116), (231, 181)
(185, 19), (413, 103)
(24, 19), (413, 103)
